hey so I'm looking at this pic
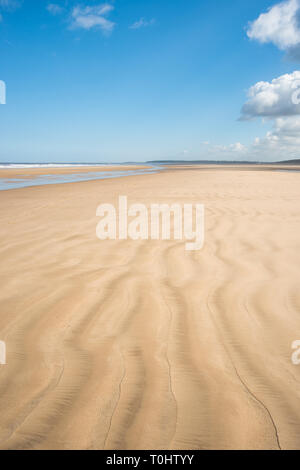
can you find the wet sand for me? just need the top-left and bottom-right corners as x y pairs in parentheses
(0, 165), (149, 179)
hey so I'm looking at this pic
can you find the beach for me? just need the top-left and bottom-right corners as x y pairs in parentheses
(0, 165), (299, 450)
(0, 164), (149, 179)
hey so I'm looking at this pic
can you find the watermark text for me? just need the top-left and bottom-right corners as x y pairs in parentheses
(96, 196), (205, 251)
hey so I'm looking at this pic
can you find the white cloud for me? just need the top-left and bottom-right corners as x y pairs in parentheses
(212, 142), (247, 154)
(203, 126), (300, 161)
(229, 142), (247, 152)
(247, 0), (300, 51)
(256, 117), (300, 145)
(70, 4), (115, 34)
(248, 116), (300, 159)
(243, 3), (300, 159)
(205, 70), (300, 161)
(237, 71), (300, 160)
(47, 4), (64, 16)
(130, 18), (155, 30)
(240, 71), (300, 119)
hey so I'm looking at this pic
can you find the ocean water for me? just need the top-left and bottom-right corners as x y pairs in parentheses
(0, 164), (162, 191)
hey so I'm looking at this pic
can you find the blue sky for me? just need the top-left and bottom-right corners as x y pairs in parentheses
(0, 0), (300, 163)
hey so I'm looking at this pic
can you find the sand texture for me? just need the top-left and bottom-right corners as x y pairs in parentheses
(0, 166), (299, 450)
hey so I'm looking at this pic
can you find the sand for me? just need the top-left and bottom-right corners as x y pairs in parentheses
(0, 165), (299, 450)
(0, 165), (149, 179)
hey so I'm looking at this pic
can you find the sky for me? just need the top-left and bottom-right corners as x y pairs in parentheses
(0, 0), (300, 163)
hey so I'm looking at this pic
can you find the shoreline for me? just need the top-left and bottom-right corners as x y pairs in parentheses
(0, 165), (160, 192)
(0, 164), (150, 180)
(0, 163), (299, 192)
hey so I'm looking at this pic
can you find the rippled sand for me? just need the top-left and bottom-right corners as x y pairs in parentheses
(0, 166), (299, 450)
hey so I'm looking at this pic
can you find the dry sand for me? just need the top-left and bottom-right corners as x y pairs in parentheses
(0, 166), (299, 450)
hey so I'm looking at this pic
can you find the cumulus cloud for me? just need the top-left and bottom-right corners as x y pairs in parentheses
(129, 18), (155, 30)
(247, 0), (300, 49)
(243, 3), (300, 158)
(240, 71), (300, 120)
(236, 71), (300, 160)
(205, 124), (300, 161)
(246, 0), (300, 60)
(257, 117), (300, 145)
(249, 116), (300, 159)
(70, 4), (115, 34)
(47, 4), (64, 15)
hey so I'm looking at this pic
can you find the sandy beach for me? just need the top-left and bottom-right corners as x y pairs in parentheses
(0, 165), (299, 450)
(0, 165), (149, 179)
